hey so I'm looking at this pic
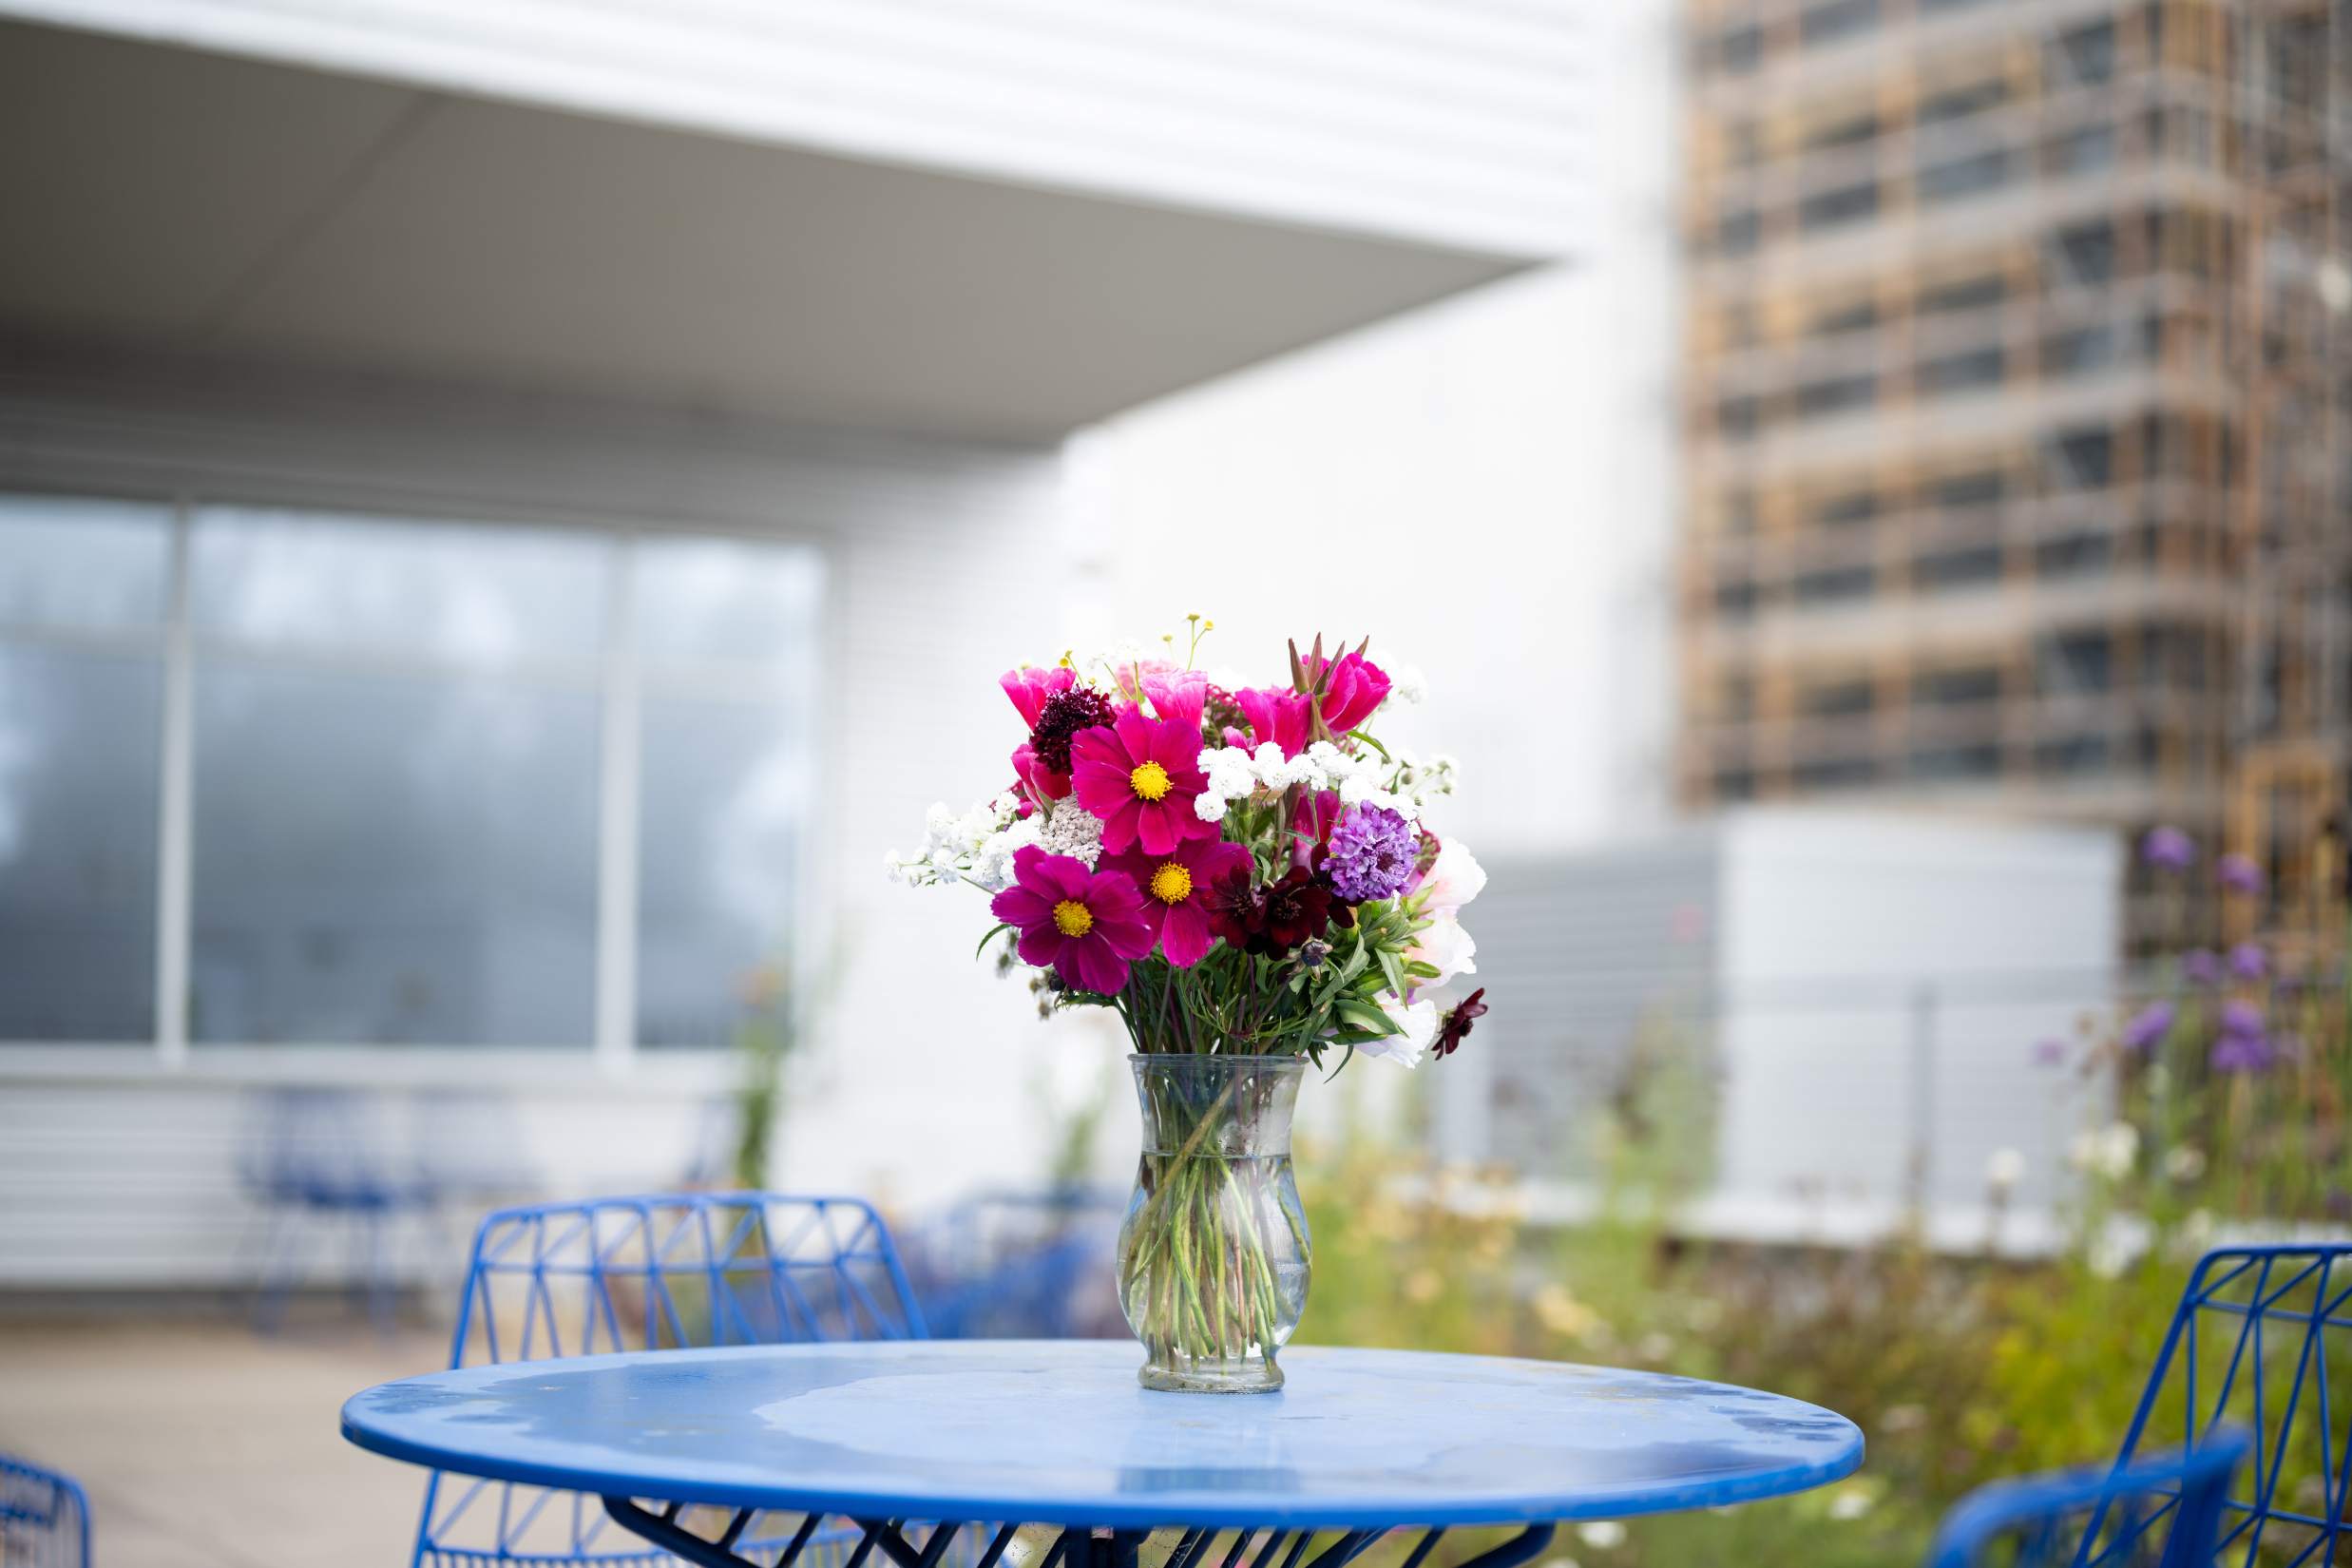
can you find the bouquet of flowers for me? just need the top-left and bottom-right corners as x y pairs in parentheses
(889, 622), (1487, 1390)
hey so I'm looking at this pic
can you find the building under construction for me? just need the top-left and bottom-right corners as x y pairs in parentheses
(1677, 0), (2349, 949)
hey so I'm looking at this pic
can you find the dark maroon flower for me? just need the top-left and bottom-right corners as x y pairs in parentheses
(1205, 870), (1266, 952)
(1433, 988), (1487, 1059)
(1029, 687), (1116, 775)
(1207, 867), (1346, 956)
(1260, 867), (1341, 952)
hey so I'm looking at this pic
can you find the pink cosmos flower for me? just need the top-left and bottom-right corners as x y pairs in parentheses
(990, 845), (1154, 994)
(1106, 836), (1253, 967)
(1142, 668), (1209, 732)
(1071, 710), (1216, 856)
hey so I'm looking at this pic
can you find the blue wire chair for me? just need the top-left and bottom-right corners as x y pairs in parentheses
(244, 1086), (441, 1333)
(0, 1452), (91, 1568)
(908, 1188), (1122, 1340)
(411, 1192), (928, 1568)
(2112, 1246), (2352, 1567)
(1926, 1428), (2250, 1568)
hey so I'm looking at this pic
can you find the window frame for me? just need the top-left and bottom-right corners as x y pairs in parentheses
(0, 488), (828, 1081)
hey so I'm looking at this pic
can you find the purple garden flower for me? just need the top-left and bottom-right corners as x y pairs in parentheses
(1318, 804), (1418, 903)
(2032, 1037), (2069, 1068)
(2228, 941), (2267, 981)
(2217, 853), (2264, 895)
(2211, 1031), (2276, 1073)
(2120, 1001), (2175, 1053)
(2141, 826), (2194, 870)
(2210, 989), (2272, 1072)
(2181, 948), (2222, 986)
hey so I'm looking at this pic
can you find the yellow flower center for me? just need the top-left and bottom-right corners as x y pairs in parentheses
(1051, 899), (1095, 938)
(1148, 862), (1194, 905)
(1129, 760), (1173, 801)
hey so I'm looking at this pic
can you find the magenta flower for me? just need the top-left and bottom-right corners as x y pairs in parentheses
(1233, 651), (1395, 757)
(2218, 853), (2264, 895)
(1004, 664), (1080, 802)
(1106, 836), (1252, 967)
(1071, 709), (1215, 856)
(1310, 648), (1393, 736)
(990, 846), (1154, 994)
(1235, 686), (1312, 757)
(2141, 826), (2193, 870)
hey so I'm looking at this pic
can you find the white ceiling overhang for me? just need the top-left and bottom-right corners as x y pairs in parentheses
(0, 17), (1558, 440)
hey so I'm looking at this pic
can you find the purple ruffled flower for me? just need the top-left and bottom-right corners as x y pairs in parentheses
(2120, 1002), (2175, 1054)
(2228, 942), (2267, 981)
(2141, 826), (2194, 870)
(2181, 948), (2222, 986)
(2217, 853), (2264, 895)
(1319, 805), (1418, 903)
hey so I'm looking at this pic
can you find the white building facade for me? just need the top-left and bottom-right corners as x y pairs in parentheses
(0, 1), (1601, 1285)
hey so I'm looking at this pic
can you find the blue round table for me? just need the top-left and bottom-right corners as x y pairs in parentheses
(342, 1340), (1862, 1568)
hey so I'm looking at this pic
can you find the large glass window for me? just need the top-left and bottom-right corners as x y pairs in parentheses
(0, 496), (821, 1054)
(633, 538), (822, 1049)
(190, 509), (609, 1046)
(0, 497), (170, 1042)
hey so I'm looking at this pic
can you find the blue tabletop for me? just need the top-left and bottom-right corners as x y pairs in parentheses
(342, 1341), (1861, 1529)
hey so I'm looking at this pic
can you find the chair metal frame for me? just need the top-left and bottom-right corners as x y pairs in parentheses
(1926, 1429), (2250, 1568)
(0, 1452), (91, 1568)
(410, 1191), (927, 1568)
(2113, 1245), (2352, 1568)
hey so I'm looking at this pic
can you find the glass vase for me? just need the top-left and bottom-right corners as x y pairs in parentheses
(1116, 1053), (1310, 1393)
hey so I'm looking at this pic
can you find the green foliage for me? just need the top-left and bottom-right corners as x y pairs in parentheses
(1287, 979), (2342, 1568)
(730, 966), (799, 1190)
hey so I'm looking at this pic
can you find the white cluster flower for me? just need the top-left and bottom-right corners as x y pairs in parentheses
(2068, 1120), (2140, 1180)
(1034, 801), (1106, 869)
(1390, 749), (1460, 807)
(1386, 663), (1429, 706)
(885, 791), (1036, 892)
(1192, 741), (1420, 824)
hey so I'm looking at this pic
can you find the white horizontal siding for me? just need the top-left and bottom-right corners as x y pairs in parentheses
(0, 0), (1589, 258)
(0, 1080), (716, 1286)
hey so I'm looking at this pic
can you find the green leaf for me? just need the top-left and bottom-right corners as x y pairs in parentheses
(974, 923), (1013, 962)
(1333, 999), (1394, 1035)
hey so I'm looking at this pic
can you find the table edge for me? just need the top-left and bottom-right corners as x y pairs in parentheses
(338, 1384), (1864, 1531)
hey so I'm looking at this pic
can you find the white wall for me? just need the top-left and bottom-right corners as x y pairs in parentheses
(1, 0), (1590, 259)
(1715, 810), (2121, 1225)
(1061, 0), (1678, 857)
